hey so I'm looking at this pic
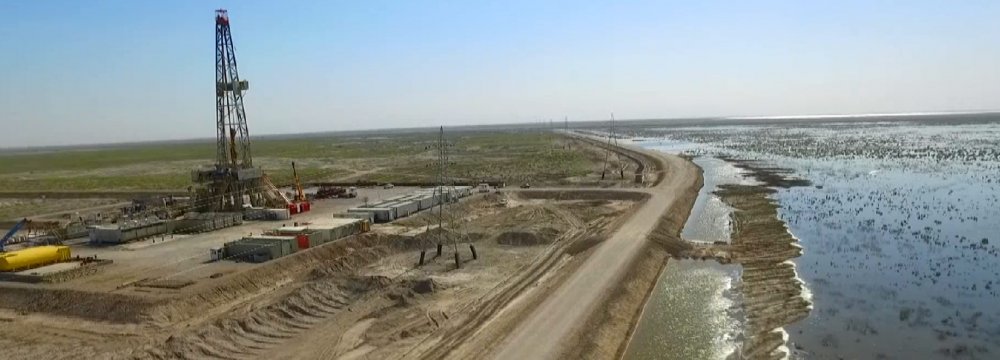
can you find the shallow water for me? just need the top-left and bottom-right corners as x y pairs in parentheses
(624, 153), (744, 360)
(625, 259), (741, 360)
(637, 118), (1000, 359)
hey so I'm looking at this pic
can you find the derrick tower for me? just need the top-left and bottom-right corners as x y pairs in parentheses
(192, 9), (275, 211)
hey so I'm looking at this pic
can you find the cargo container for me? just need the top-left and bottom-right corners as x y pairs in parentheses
(310, 218), (365, 242)
(247, 208), (291, 220)
(296, 234), (309, 250)
(174, 212), (244, 234)
(389, 200), (419, 218)
(88, 221), (173, 244)
(0, 245), (71, 272)
(223, 235), (297, 263)
(417, 194), (436, 210)
(343, 211), (375, 223)
(210, 247), (224, 261)
(272, 226), (329, 248)
(348, 207), (395, 223)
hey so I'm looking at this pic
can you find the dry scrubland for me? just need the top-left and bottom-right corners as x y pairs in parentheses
(0, 131), (625, 193)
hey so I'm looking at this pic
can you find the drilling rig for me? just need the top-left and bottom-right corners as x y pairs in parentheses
(191, 9), (283, 212)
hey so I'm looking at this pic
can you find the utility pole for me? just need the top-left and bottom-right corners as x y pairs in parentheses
(601, 113), (614, 180)
(564, 116), (570, 150)
(436, 126), (446, 258)
(612, 113), (625, 179)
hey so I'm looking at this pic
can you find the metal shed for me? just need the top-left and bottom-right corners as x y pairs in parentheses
(88, 221), (173, 244)
(223, 235), (297, 263)
(348, 207), (395, 223)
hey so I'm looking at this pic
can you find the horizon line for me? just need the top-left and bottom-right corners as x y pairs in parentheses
(3, 109), (999, 152)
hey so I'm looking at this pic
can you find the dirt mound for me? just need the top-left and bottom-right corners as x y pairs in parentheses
(384, 277), (443, 307)
(411, 278), (438, 294)
(495, 228), (559, 246)
(124, 232), (452, 359)
(0, 287), (156, 324)
(134, 277), (370, 360)
(137, 279), (194, 289)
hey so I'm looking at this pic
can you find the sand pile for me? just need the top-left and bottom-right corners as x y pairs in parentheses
(0, 287), (156, 324)
(126, 234), (419, 359)
(495, 228), (559, 246)
(134, 277), (373, 360)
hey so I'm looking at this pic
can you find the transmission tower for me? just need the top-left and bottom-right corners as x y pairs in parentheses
(611, 114), (626, 179)
(600, 113), (627, 180)
(601, 114), (613, 179)
(192, 9), (280, 212)
(564, 116), (570, 150)
(426, 126), (464, 268)
(437, 126), (448, 258)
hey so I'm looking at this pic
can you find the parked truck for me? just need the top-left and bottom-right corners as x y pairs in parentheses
(316, 186), (358, 199)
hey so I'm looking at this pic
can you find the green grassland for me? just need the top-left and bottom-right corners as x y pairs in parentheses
(0, 130), (596, 191)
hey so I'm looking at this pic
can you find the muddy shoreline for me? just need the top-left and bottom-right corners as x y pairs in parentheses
(618, 156), (812, 360)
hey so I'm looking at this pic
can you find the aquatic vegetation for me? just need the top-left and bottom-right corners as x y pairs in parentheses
(637, 117), (1000, 358)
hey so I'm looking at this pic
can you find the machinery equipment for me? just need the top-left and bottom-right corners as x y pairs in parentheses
(315, 186), (357, 199)
(191, 9), (284, 212)
(0, 218), (29, 252)
(0, 245), (71, 272)
(291, 162), (310, 213)
(292, 162), (306, 203)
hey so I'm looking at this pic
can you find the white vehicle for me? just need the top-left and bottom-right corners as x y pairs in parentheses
(383, 183), (394, 189)
(478, 183), (490, 193)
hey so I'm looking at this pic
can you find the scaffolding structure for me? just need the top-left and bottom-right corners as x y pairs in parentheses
(192, 9), (282, 212)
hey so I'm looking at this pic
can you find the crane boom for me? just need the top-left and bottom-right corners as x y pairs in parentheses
(1, 218), (30, 252)
(292, 162), (306, 202)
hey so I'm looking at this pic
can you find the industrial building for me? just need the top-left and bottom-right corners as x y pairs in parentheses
(88, 219), (173, 244)
(223, 235), (298, 263)
(348, 186), (473, 223)
(173, 212), (244, 234)
(218, 218), (368, 263)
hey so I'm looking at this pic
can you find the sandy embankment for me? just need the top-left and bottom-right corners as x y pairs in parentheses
(563, 163), (703, 359)
(490, 139), (704, 359)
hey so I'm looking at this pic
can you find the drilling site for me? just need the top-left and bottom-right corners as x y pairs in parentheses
(0, 9), (703, 360)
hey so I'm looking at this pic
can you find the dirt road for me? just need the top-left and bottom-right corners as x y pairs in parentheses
(493, 148), (699, 359)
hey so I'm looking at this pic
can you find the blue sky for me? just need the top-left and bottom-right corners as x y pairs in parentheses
(2, 1), (999, 147)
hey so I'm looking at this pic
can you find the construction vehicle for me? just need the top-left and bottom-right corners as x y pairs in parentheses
(0, 218), (30, 252)
(315, 186), (357, 199)
(290, 162), (310, 214)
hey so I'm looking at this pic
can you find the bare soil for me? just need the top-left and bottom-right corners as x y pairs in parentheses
(0, 190), (642, 360)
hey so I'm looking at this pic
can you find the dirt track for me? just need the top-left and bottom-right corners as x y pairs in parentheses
(492, 146), (701, 359)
